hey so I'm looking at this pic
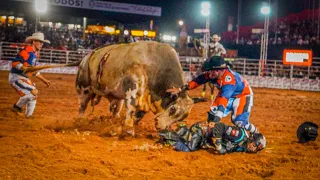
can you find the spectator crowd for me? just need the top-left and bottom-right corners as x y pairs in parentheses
(0, 24), (119, 50)
(222, 19), (320, 46)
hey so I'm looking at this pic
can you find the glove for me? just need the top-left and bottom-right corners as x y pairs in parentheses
(207, 111), (221, 123)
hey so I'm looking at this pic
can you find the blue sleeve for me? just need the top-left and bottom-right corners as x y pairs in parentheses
(192, 73), (209, 85)
(173, 141), (191, 152)
(220, 84), (236, 99)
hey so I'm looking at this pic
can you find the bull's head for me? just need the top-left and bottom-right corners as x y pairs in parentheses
(154, 91), (194, 130)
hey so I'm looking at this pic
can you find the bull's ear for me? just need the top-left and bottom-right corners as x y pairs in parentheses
(192, 97), (208, 104)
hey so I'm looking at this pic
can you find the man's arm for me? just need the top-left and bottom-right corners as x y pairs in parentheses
(210, 123), (227, 154)
(35, 73), (51, 87)
(12, 50), (29, 71)
(208, 84), (236, 123)
(166, 73), (210, 94)
(218, 44), (227, 55)
(200, 41), (208, 49)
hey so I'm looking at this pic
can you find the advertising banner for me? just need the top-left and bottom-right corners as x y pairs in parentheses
(283, 49), (312, 66)
(14, 0), (161, 16)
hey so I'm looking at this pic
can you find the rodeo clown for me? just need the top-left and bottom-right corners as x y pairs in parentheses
(159, 121), (266, 154)
(9, 32), (51, 118)
(167, 56), (259, 135)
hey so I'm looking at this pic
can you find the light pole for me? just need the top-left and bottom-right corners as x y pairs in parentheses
(236, 0), (242, 44)
(259, 3), (270, 77)
(35, 0), (48, 32)
(201, 2), (210, 60)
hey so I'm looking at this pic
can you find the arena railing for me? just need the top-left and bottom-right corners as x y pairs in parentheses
(0, 42), (92, 64)
(180, 56), (320, 80)
(1, 41), (319, 80)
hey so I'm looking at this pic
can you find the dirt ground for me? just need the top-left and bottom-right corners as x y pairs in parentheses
(0, 70), (319, 180)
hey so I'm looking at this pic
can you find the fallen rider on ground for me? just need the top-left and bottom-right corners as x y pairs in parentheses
(158, 121), (266, 154)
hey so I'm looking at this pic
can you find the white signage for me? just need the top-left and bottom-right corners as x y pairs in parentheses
(285, 52), (309, 63)
(194, 29), (210, 33)
(14, 0), (162, 16)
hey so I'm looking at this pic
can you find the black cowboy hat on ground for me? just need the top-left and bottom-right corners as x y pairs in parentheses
(297, 122), (318, 143)
(202, 56), (228, 72)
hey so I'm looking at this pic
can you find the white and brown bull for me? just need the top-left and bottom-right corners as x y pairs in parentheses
(75, 41), (194, 132)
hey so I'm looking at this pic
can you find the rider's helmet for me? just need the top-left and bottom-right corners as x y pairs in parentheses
(247, 133), (266, 153)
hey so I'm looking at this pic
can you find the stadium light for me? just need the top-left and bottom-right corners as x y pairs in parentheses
(124, 30), (129, 36)
(34, 0), (48, 32)
(163, 35), (171, 41)
(201, 2), (210, 16)
(35, 0), (48, 13)
(261, 6), (270, 15)
(105, 26), (115, 33)
(178, 20), (184, 26)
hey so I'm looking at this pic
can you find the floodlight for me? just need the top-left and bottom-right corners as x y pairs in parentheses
(261, 6), (270, 15)
(201, 2), (210, 16)
(35, 0), (48, 13)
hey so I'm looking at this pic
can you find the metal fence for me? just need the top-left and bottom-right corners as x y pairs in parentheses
(1, 41), (320, 80)
(180, 57), (320, 80)
(0, 42), (91, 64)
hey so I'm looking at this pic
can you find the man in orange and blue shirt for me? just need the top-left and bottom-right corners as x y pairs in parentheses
(167, 56), (258, 134)
(9, 32), (51, 118)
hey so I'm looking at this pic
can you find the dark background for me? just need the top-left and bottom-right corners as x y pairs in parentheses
(0, 0), (318, 35)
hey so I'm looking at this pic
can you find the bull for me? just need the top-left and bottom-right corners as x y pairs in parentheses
(75, 41), (194, 132)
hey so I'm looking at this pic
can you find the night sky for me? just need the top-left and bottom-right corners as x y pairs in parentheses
(1, 0), (319, 36)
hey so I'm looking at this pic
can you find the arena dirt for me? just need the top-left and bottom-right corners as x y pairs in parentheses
(0, 71), (319, 179)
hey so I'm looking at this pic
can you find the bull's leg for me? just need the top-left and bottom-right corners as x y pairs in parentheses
(110, 99), (124, 118)
(93, 95), (102, 105)
(90, 94), (102, 114)
(124, 87), (138, 135)
(134, 110), (146, 125)
(77, 87), (92, 116)
(121, 76), (139, 136)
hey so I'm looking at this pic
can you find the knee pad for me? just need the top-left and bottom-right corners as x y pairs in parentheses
(31, 89), (39, 96)
(26, 93), (37, 100)
(16, 94), (37, 108)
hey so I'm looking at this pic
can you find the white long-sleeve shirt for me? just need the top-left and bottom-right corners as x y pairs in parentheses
(200, 41), (226, 56)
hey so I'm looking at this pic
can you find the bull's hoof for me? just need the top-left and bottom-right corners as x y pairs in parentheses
(126, 129), (135, 136)
(124, 118), (134, 127)
(113, 114), (121, 118)
(118, 125), (135, 139)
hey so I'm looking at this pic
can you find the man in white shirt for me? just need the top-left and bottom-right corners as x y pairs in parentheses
(200, 34), (226, 57)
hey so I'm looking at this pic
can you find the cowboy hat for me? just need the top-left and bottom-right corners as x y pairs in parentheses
(211, 34), (221, 41)
(202, 56), (228, 71)
(25, 32), (50, 44)
(297, 122), (318, 143)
